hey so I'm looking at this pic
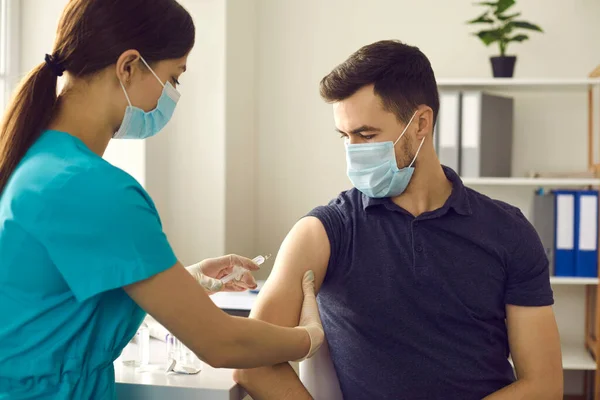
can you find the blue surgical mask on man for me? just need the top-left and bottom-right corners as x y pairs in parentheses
(345, 111), (424, 198)
(113, 56), (181, 139)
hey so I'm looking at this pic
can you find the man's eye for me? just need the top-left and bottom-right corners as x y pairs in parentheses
(361, 135), (375, 140)
(172, 77), (180, 86)
(339, 133), (348, 139)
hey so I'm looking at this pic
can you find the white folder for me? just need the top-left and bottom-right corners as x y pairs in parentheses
(437, 90), (461, 172)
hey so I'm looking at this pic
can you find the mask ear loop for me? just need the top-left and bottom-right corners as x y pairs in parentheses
(393, 111), (419, 146)
(119, 80), (133, 107)
(408, 137), (426, 168)
(139, 56), (166, 88)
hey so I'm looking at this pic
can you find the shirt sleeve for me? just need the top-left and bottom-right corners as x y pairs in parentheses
(37, 169), (178, 302)
(305, 200), (348, 279)
(505, 210), (554, 307)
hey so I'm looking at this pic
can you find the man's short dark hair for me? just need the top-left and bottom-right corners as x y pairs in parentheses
(320, 40), (439, 127)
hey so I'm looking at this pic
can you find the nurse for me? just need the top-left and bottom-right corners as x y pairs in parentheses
(0, 0), (323, 399)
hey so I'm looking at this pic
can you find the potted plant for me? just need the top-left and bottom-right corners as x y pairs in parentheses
(467, 0), (543, 78)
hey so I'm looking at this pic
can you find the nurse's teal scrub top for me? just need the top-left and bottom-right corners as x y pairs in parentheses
(0, 130), (178, 399)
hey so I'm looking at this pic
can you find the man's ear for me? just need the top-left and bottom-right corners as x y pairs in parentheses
(415, 105), (434, 140)
(115, 49), (142, 85)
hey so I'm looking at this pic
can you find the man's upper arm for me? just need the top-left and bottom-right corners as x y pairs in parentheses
(506, 305), (563, 396)
(233, 216), (331, 399)
(250, 216), (330, 325)
(503, 211), (562, 395)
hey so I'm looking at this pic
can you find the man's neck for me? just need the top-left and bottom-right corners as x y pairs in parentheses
(391, 153), (453, 217)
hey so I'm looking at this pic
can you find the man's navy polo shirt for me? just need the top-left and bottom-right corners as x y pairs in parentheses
(307, 166), (554, 400)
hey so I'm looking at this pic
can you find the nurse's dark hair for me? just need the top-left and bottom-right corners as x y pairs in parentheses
(0, 0), (195, 194)
(320, 39), (440, 129)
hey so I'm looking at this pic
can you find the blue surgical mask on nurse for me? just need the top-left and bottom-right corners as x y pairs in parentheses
(113, 56), (181, 140)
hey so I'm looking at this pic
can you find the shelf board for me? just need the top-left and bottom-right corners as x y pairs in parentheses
(437, 77), (600, 91)
(462, 177), (600, 187)
(562, 343), (597, 370)
(509, 343), (596, 370)
(550, 276), (599, 285)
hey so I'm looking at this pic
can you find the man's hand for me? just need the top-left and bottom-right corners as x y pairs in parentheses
(484, 305), (563, 399)
(187, 254), (259, 293)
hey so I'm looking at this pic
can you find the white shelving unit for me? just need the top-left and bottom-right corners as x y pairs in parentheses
(463, 177), (600, 187)
(562, 344), (598, 371)
(509, 343), (596, 370)
(439, 77), (600, 398)
(438, 78), (600, 91)
(551, 277), (600, 286)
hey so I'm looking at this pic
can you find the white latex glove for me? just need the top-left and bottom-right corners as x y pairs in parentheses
(295, 270), (325, 361)
(186, 254), (259, 293)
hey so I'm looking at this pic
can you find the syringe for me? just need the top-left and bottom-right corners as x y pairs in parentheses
(220, 254), (271, 285)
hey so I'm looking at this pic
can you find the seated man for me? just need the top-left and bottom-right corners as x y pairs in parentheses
(234, 40), (563, 399)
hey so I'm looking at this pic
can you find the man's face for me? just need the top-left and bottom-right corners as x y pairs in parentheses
(333, 84), (417, 169)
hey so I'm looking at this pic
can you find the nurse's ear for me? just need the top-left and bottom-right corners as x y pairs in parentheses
(115, 50), (142, 86)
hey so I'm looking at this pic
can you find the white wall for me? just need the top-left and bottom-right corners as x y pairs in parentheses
(19, 0), (66, 70)
(224, 0), (258, 258)
(146, 0), (258, 265)
(146, 0), (227, 265)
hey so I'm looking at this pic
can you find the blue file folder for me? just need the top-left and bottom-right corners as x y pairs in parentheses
(553, 190), (576, 277)
(575, 190), (598, 278)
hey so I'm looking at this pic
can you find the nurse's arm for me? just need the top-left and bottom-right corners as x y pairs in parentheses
(483, 305), (563, 399)
(124, 261), (313, 369)
(233, 216), (330, 400)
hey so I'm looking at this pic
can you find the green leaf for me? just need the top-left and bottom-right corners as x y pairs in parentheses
(475, 30), (502, 46)
(497, 12), (521, 21)
(495, 0), (516, 15)
(495, 0), (516, 14)
(506, 34), (529, 42)
(467, 11), (494, 24)
(510, 21), (543, 32)
(475, 1), (498, 6)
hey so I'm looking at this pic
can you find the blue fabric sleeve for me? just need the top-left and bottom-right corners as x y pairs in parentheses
(505, 210), (554, 307)
(37, 169), (177, 302)
(306, 201), (348, 279)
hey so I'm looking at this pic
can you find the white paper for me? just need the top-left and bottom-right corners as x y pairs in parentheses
(579, 195), (598, 251)
(461, 91), (482, 148)
(210, 291), (256, 311)
(556, 194), (575, 250)
(439, 91), (460, 147)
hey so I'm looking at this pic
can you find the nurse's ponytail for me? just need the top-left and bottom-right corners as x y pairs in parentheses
(0, 61), (60, 194)
(0, 0), (195, 195)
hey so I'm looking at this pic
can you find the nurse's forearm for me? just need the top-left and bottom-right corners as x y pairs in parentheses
(125, 263), (312, 369)
(204, 315), (311, 369)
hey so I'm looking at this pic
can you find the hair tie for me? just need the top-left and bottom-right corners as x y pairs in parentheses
(44, 54), (66, 77)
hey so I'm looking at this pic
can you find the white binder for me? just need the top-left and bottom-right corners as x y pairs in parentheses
(460, 90), (513, 178)
(436, 90), (461, 172)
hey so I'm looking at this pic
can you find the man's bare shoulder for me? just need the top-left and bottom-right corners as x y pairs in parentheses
(250, 216), (330, 324)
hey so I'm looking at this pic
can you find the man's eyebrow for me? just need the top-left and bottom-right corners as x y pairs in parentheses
(179, 65), (187, 72)
(336, 125), (383, 135)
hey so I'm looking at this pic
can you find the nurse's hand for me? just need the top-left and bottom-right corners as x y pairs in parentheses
(186, 255), (259, 293)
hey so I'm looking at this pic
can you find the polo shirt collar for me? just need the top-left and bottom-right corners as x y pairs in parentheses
(362, 165), (472, 216)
